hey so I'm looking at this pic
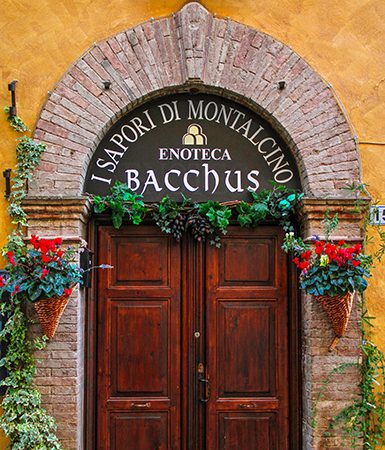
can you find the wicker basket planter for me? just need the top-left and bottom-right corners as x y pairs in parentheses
(34, 293), (70, 339)
(314, 291), (354, 352)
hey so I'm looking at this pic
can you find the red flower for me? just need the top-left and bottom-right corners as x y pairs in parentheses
(7, 251), (16, 266)
(12, 285), (20, 295)
(301, 250), (312, 261)
(299, 261), (309, 270)
(0, 276), (4, 287)
(315, 246), (323, 256)
(30, 235), (40, 249)
(41, 268), (49, 279)
(352, 260), (360, 267)
(293, 257), (300, 266)
(354, 244), (362, 254)
(335, 256), (343, 266)
(54, 237), (62, 245)
(338, 240), (345, 246)
(42, 253), (51, 264)
(57, 250), (63, 257)
(64, 288), (72, 297)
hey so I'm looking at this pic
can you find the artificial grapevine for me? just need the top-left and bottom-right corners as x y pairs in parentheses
(92, 181), (303, 247)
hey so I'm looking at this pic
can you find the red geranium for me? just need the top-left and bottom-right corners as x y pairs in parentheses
(7, 251), (16, 266)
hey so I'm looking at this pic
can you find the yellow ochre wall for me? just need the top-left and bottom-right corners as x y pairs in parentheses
(0, 0), (384, 447)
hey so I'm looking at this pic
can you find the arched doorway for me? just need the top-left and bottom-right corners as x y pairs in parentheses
(85, 91), (301, 449)
(23, 3), (363, 449)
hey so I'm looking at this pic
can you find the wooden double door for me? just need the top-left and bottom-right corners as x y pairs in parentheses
(96, 224), (296, 449)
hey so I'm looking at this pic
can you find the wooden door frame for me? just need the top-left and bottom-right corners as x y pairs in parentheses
(84, 215), (302, 450)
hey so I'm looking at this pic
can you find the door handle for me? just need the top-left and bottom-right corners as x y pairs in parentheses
(131, 402), (151, 408)
(199, 378), (211, 403)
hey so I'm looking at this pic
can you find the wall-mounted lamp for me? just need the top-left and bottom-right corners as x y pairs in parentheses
(7, 80), (18, 117)
(3, 169), (11, 199)
(278, 80), (286, 90)
(103, 80), (112, 90)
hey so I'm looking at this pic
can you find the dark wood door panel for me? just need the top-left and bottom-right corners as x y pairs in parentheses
(109, 299), (170, 397)
(97, 226), (181, 450)
(217, 301), (277, 398)
(111, 237), (170, 287)
(206, 226), (289, 450)
(109, 412), (168, 450)
(96, 224), (293, 450)
(218, 412), (277, 450)
(219, 237), (276, 286)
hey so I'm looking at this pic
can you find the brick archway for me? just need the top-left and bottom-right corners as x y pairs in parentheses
(24, 3), (363, 449)
(30, 2), (359, 198)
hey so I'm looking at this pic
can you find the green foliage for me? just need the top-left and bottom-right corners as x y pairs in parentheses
(9, 137), (46, 226)
(237, 184), (303, 231)
(152, 195), (185, 234)
(236, 201), (268, 227)
(93, 181), (147, 228)
(0, 300), (61, 449)
(1, 236), (83, 303)
(93, 182), (303, 247)
(4, 108), (29, 133)
(197, 201), (232, 247)
(322, 210), (339, 240)
(0, 109), (61, 448)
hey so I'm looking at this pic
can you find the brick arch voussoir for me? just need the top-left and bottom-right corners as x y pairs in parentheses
(30, 1), (359, 198)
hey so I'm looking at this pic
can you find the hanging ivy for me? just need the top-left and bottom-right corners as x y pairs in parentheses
(92, 181), (303, 247)
(0, 109), (61, 449)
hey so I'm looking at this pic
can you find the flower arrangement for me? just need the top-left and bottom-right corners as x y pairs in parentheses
(1, 236), (83, 302)
(282, 215), (372, 351)
(0, 235), (111, 338)
(283, 232), (371, 297)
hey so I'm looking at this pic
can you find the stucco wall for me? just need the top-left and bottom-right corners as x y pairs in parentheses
(0, 0), (384, 448)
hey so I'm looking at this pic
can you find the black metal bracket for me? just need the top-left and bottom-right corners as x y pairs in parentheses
(3, 169), (11, 199)
(7, 80), (17, 117)
(80, 248), (94, 288)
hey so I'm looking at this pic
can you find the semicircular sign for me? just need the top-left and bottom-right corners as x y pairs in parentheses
(84, 93), (301, 202)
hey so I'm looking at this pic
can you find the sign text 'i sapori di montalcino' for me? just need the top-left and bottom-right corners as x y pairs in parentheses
(85, 93), (301, 202)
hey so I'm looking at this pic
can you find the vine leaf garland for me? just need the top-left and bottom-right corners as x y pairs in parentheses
(93, 181), (146, 228)
(92, 181), (303, 247)
(0, 109), (62, 449)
